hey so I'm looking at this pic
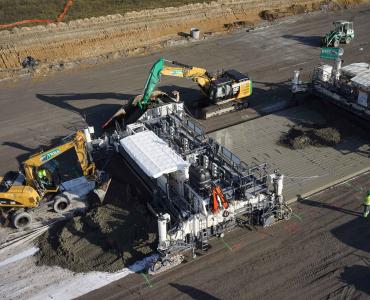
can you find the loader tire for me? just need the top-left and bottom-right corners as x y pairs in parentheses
(53, 196), (70, 213)
(11, 211), (32, 229)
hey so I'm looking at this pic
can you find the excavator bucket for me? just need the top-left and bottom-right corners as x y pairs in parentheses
(101, 90), (180, 129)
(102, 108), (126, 129)
(90, 171), (111, 205)
(93, 178), (111, 203)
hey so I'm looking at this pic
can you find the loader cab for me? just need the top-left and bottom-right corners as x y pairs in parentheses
(334, 21), (353, 34)
(332, 21), (354, 40)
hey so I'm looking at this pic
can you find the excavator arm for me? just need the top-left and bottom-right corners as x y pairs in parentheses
(138, 59), (214, 108)
(23, 131), (95, 189)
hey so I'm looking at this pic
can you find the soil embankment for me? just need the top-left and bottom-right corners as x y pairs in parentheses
(0, 0), (360, 79)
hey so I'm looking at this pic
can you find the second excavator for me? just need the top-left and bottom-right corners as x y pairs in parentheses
(138, 59), (252, 119)
(0, 128), (109, 229)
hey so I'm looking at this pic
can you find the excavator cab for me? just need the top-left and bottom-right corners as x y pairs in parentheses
(0, 129), (110, 229)
(209, 70), (252, 104)
(209, 78), (234, 103)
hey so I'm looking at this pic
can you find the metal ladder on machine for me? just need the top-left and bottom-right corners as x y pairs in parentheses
(199, 217), (209, 251)
(201, 228), (209, 251)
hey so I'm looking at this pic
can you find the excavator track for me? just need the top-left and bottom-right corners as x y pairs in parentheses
(201, 99), (249, 119)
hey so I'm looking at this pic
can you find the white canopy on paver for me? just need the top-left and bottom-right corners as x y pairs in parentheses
(120, 130), (189, 178)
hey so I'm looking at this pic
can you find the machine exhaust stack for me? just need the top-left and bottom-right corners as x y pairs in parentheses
(291, 70), (307, 94)
(158, 213), (170, 248)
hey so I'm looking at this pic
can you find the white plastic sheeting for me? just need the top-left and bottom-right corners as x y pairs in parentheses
(29, 254), (159, 300)
(0, 246), (158, 300)
(341, 62), (369, 77)
(120, 131), (189, 178)
(352, 71), (370, 90)
(60, 176), (95, 199)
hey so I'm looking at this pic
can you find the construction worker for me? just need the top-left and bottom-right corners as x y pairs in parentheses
(364, 190), (370, 218)
(37, 169), (49, 186)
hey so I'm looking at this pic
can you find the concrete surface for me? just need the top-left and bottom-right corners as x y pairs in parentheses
(1, 5), (370, 175)
(80, 172), (370, 300)
(211, 105), (370, 202)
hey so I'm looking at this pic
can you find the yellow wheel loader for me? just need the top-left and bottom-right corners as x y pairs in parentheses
(0, 130), (109, 229)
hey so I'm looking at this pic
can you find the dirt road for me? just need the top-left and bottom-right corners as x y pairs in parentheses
(0, 5), (370, 175)
(79, 172), (370, 300)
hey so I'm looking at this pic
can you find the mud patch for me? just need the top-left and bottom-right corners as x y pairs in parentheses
(281, 123), (341, 149)
(36, 178), (157, 273)
(259, 4), (307, 21)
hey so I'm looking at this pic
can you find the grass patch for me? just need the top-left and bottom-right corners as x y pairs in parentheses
(0, 0), (212, 25)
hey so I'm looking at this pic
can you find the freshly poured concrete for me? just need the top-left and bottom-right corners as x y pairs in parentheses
(210, 105), (370, 202)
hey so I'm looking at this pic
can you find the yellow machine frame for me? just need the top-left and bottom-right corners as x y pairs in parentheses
(0, 130), (95, 209)
(160, 61), (252, 102)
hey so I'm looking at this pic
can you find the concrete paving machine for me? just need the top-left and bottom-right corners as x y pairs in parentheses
(321, 20), (354, 48)
(291, 58), (370, 127)
(0, 128), (110, 229)
(111, 102), (292, 274)
(137, 58), (252, 119)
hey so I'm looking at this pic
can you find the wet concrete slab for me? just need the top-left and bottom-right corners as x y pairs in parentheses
(210, 105), (370, 202)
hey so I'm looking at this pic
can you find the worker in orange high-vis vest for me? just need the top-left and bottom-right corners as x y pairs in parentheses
(364, 190), (370, 218)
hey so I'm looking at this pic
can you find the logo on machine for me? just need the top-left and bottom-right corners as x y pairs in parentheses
(170, 70), (183, 76)
(40, 148), (61, 162)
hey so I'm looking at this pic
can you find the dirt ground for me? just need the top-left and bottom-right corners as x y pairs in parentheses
(81, 172), (370, 300)
(36, 155), (157, 273)
(0, 0), (353, 78)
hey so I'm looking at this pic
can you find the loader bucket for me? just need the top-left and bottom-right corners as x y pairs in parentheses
(93, 176), (111, 204)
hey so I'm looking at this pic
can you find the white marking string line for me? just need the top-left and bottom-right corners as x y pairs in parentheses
(285, 174), (329, 180)
(0, 226), (50, 251)
(278, 61), (309, 71)
(0, 247), (39, 268)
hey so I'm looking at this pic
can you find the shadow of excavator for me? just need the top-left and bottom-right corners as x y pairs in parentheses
(170, 283), (221, 300)
(36, 92), (133, 133)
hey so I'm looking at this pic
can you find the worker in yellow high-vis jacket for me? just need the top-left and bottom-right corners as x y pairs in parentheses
(364, 190), (370, 218)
